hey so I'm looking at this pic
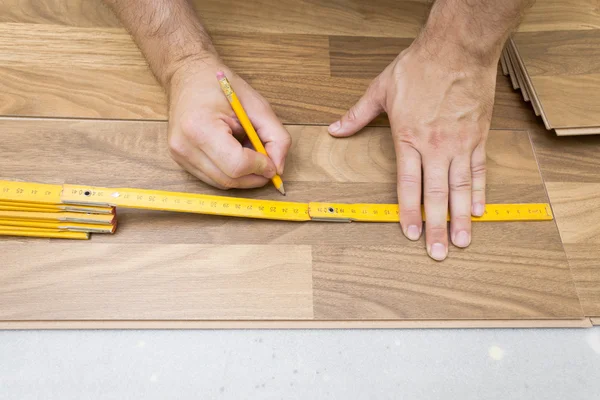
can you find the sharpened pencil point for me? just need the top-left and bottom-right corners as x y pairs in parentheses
(277, 184), (286, 196)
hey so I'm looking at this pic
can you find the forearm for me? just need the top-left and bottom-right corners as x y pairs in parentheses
(103, 0), (218, 87)
(416, 0), (534, 67)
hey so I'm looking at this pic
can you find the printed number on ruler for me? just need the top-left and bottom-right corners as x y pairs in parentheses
(61, 185), (311, 221)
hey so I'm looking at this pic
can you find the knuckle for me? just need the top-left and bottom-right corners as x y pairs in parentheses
(167, 135), (188, 158)
(426, 225), (448, 236)
(450, 178), (471, 192)
(346, 106), (359, 123)
(471, 162), (487, 177)
(395, 129), (418, 148)
(401, 208), (422, 219)
(427, 129), (446, 149)
(226, 157), (247, 179)
(397, 173), (420, 186)
(218, 177), (238, 189)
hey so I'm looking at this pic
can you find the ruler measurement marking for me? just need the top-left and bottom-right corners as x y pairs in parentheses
(1, 181), (553, 223)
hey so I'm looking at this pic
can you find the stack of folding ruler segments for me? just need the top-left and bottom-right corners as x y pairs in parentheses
(0, 180), (117, 240)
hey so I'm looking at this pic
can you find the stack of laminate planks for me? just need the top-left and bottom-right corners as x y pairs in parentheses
(0, 180), (117, 239)
(501, 1), (600, 136)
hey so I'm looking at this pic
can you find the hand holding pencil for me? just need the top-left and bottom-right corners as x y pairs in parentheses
(166, 62), (291, 192)
(217, 71), (286, 195)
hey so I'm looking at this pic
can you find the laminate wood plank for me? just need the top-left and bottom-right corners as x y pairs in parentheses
(329, 36), (412, 79)
(0, 0), (432, 37)
(507, 45), (530, 102)
(563, 244), (600, 317)
(529, 125), (600, 182)
(555, 127), (600, 136)
(0, 21), (538, 129)
(0, 319), (592, 330)
(0, 23), (330, 76)
(544, 182), (600, 317)
(511, 29), (600, 130)
(312, 244), (581, 320)
(507, 38), (550, 122)
(0, 118), (582, 322)
(545, 182), (600, 244)
(592, 317), (600, 325)
(0, 243), (314, 320)
(516, 0), (600, 33)
(513, 30), (600, 76)
(530, 74), (600, 129)
(0, 119), (543, 187)
(0, 0), (120, 27)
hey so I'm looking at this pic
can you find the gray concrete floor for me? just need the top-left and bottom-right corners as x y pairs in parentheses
(1, 327), (599, 399)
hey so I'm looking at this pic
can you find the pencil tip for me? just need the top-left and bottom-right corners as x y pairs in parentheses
(277, 184), (286, 196)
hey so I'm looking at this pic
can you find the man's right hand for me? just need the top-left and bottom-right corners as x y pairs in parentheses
(166, 60), (291, 190)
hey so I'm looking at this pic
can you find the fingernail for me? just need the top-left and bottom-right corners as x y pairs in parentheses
(454, 230), (471, 248)
(429, 243), (447, 261)
(473, 203), (484, 217)
(328, 121), (341, 133)
(406, 225), (420, 241)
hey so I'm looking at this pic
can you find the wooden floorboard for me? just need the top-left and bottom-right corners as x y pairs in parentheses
(529, 123), (600, 318)
(0, 119), (584, 323)
(0, 12), (539, 129)
(0, 0), (432, 37)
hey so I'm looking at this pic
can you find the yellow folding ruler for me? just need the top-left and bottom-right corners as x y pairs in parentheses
(0, 180), (554, 223)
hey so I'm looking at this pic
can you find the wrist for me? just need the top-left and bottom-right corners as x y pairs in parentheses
(162, 47), (222, 88)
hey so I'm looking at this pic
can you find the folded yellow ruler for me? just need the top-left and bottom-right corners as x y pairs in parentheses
(0, 180), (554, 225)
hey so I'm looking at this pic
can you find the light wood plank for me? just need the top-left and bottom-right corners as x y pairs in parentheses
(0, 0), (432, 37)
(513, 30), (600, 76)
(592, 317), (600, 325)
(545, 182), (600, 244)
(0, 243), (314, 320)
(0, 23), (330, 76)
(313, 245), (581, 320)
(529, 126), (600, 183)
(517, 0), (600, 33)
(555, 127), (600, 136)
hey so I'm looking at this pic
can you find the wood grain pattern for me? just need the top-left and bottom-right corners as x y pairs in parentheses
(0, 12), (539, 129)
(516, 0), (600, 33)
(0, 243), (314, 320)
(0, 0), (432, 37)
(0, 118), (584, 322)
(563, 244), (600, 317)
(592, 317), (600, 325)
(313, 245), (580, 320)
(529, 124), (600, 317)
(513, 30), (600, 76)
(529, 74), (600, 128)
(529, 126), (600, 183)
(510, 28), (600, 130)
(545, 182), (600, 244)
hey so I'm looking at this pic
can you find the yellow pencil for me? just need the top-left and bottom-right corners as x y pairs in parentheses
(217, 71), (286, 195)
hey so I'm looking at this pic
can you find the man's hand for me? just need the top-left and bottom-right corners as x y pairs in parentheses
(167, 60), (290, 190)
(103, 0), (290, 190)
(329, 45), (494, 260)
(328, 0), (532, 261)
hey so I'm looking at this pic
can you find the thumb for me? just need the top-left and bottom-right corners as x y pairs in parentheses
(328, 82), (383, 138)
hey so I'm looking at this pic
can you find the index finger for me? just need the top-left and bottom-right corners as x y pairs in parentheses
(244, 97), (292, 175)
